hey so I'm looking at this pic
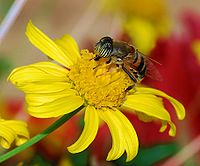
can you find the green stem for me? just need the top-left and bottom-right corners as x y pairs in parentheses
(0, 105), (84, 163)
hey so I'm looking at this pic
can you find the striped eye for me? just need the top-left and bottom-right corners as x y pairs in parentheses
(94, 37), (113, 58)
(101, 43), (112, 57)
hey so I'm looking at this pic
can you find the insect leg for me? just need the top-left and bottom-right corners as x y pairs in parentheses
(106, 57), (111, 64)
(125, 85), (135, 91)
(122, 65), (137, 83)
(94, 56), (101, 61)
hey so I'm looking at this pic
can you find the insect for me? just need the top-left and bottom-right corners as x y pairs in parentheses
(94, 36), (160, 84)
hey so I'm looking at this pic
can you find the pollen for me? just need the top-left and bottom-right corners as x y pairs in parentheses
(68, 49), (133, 108)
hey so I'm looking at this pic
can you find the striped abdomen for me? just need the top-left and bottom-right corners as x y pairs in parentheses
(133, 51), (147, 81)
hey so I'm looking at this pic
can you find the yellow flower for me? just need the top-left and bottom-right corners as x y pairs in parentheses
(123, 16), (171, 54)
(8, 21), (185, 162)
(103, 0), (167, 21)
(103, 0), (171, 54)
(191, 40), (200, 62)
(0, 117), (29, 149)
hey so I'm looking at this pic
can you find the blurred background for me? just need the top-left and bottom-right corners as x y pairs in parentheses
(0, 0), (200, 165)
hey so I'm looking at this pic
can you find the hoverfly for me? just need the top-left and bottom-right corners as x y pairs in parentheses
(94, 36), (160, 84)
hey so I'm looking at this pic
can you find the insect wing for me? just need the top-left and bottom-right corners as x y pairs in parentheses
(144, 55), (162, 81)
(134, 50), (162, 81)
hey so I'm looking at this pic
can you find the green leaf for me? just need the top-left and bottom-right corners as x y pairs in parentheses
(28, 153), (51, 166)
(70, 150), (89, 166)
(114, 143), (180, 166)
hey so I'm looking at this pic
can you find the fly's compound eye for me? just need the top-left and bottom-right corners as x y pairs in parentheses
(100, 36), (113, 45)
(94, 37), (113, 58)
(99, 42), (113, 57)
(104, 42), (112, 51)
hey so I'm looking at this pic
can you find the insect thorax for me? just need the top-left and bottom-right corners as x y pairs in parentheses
(111, 41), (134, 58)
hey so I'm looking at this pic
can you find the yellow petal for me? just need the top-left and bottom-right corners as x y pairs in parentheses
(0, 123), (15, 149)
(26, 21), (75, 68)
(0, 119), (29, 149)
(135, 87), (185, 120)
(3, 120), (30, 146)
(168, 121), (176, 137)
(159, 121), (176, 136)
(123, 92), (177, 136)
(8, 62), (69, 86)
(98, 108), (125, 161)
(114, 109), (139, 162)
(28, 95), (84, 118)
(8, 61), (83, 118)
(67, 105), (99, 153)
(159, 121), (167, 132)
(54, 34), (80, 65)
(26, 89), (78, 106)
(15, 137), (28, 146)
(123, 94), (171, 121)
(8, 62), (72, 94)
(136, 112), (153, 122)
(16, 82), (72, 94)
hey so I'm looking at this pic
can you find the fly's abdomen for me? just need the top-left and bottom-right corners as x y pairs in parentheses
(133, 51), (147, 81)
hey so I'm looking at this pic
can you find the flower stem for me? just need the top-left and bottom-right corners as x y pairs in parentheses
(0, 105), (84, 163)
(0, 0), (27, 45)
